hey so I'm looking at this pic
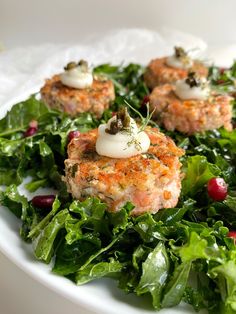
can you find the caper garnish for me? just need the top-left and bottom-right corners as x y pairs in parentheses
(117, 107), (130, 128)
(105, 107), (131, 135)
(174, 46), (187, 59)
(64, 61), (78, 71)
(64, 59), (89, 71)
(185, 72), (201, 88)
(78, 60), (89, 72)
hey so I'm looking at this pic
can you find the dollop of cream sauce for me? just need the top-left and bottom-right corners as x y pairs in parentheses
(60, 66), (93, 89)
(166, 55), (193, 69)
(175, 79), (210, 100)
(95, 116), (150, 158)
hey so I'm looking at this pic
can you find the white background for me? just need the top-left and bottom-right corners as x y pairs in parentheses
(1, 0), (236, 49)
(0, 1), (236, 314)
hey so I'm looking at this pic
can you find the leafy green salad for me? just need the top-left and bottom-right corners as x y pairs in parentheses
(1, 62), (236, 313)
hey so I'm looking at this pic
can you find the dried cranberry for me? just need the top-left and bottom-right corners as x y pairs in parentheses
(68, 130), (80, 142)
(141, 95), (150, 107)
(24, 127), (38, 137)
(31, 195), (56, 209)
(207, 177), (228, 201)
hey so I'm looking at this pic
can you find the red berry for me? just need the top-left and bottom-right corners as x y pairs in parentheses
(68, 130), (80, 142)
(32, 195), (56, 208)
(24, 127), (38, 137)
(207, 177), (228, 201)
(141, 95), (150, 107)
(228, 231), (236, 239)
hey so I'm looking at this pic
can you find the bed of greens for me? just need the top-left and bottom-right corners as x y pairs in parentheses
(1, 62), (236, 314)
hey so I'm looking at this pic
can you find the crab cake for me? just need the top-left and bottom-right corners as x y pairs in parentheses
(40, 61), (115, 118)
(64, 127), (184, 216)
(144, 47), (208, 89)
(149, 78), (233, 134)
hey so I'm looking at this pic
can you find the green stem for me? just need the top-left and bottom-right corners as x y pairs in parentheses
(79, 229), (127, 270)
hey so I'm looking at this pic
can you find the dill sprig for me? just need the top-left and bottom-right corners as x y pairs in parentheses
(123, 99), (155, 132)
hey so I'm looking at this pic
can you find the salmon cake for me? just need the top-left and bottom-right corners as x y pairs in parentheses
(149, 78), (233, 134)
(64, 127), (184, 216)
(144, 47), (208, 89)
(40, 61), (115, 118)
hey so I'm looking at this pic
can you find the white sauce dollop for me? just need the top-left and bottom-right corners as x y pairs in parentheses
(175, 79), (210, 100)
(95, 116), (150, 158)
(60, 66), (93, 89)
(166, 55), (193, 69)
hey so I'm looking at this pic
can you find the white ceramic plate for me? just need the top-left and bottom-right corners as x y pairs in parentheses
(0, 198), (205, 314)
(1, 28), (231, 314)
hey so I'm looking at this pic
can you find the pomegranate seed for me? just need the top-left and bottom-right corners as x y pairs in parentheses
(228, 231), (236, 239)
(207, 177), (228, 201)
(68, 130), (80, 142)
(32, 195), (56, 209)
(24, 127), (38, 137)
(141, 95), (150, 107)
